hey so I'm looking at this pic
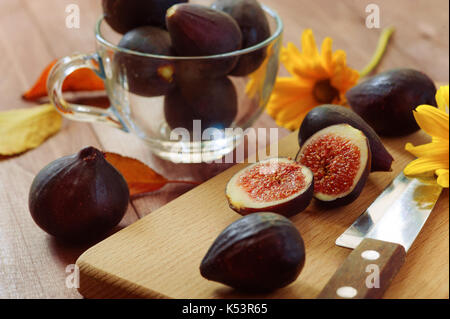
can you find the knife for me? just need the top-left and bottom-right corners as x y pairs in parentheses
(317, 172), (443, 299)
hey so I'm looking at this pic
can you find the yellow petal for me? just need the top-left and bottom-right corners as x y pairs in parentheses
(267, 95), (317, 131)
(321, 37), (333, 74)
(436, 169), (449, 188)
(281, 110), (311, 131)
(436, 85), (449, 114)
(413, 105), (449, 140)
(267, 91), (301, 113)
(283, 45), (328, 80)
(267, 29), (359, 130)
(280, 44), (301, 75)
(275, 97), (315, 121)
(331, 50), (348, 69)
(272, 77), (313, 95)
(0, 104), (62, 156)
(301, 29), (319, 59)
(267, 78), (314, 117)
(331, 67), (360, 92)
(405, 141), (449, 158)
(291, 63), (328, 80)
(404, 155), (449, 176)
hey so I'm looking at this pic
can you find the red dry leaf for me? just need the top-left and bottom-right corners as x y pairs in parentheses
(104, 152), (199, 197)
(23, 60), (105, 101)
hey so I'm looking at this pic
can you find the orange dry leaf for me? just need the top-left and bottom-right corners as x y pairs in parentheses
(104, 152), (200, 197)
(23, 60), (105, 101)
(105, 152), (168, 196)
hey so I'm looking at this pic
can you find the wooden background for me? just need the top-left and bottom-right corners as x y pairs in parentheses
(0, 0), (448, 298)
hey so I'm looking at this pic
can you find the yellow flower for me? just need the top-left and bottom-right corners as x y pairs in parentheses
(404, 85), (449, 188)
(266, 29), (360, 131)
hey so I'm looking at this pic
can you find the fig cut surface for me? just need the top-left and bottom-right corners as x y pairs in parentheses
(298, 124), (371, 206)
(226, 158), (314, 217)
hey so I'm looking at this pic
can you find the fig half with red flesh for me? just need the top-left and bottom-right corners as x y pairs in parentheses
(298, 124), (371, 206)
(297, 104), (393, 172)
(226, 158), (314, 217)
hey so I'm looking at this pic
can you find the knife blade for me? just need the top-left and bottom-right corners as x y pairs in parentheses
(318, 172), (443, 299)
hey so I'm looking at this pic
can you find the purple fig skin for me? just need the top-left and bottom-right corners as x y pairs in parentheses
(226, 161), (314, 217)
(298, 104), (393, 172)
(164, 77), (238, 131)
(212, 0), (271, 76)
(166, 4), (242, 80)
(346, 68), (437, 137)
(298, 125), (372, 207)
(200, 213), (305, 292)
(166, 4), (242, 56)
(28, 147), (130, 243)
(117, 26), (175, 97)
(103, 0), (188, 34)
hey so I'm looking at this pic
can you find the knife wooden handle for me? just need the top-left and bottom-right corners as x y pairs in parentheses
(317, 238), (406, 299)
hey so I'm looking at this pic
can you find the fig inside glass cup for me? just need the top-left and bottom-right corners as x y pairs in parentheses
(47, 5), (283, 163)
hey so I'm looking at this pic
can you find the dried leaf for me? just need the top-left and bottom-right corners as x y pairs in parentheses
(23, 60), (105, 101)
(0, 104), (62, 156)
(104, 152), (169, 196)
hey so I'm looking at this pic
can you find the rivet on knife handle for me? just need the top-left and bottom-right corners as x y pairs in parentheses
(317, 238), (406, 299)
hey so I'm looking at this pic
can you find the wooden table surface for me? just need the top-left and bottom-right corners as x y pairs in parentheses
(0, 0), (448, 299)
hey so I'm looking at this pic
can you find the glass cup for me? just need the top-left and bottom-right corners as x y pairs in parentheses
(47, 4), (283, 163)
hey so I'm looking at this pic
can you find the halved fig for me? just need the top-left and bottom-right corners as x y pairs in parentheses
(297, 124), (371, 206)
(226, 158), (314, 217)
(297, 104), (394, 172)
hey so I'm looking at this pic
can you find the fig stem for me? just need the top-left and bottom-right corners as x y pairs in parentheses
(359, 26), (395, 78)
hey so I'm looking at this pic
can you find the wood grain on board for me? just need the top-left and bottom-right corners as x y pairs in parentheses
(76, 131), (449, 299)
(0, 0), (448, 298)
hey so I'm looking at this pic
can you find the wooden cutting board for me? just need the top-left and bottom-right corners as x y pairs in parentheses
(76, 130), (449, 299)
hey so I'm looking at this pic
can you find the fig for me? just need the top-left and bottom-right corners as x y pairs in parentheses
(166, 4), (242, 80)
(226, 158), (314, 217)
(28, 147), (130, 243)
(116, 26), (175, 97)
(298, 105), (394, 172)
(164, 77), (238, 131)
(212, 0), (271, 76)
(298, 124), (371, 206)
(102, 0), (188, 34)
(346, 68), (437, 136)
(200, 212), (305, 292)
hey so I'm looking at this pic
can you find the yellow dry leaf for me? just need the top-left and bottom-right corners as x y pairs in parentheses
(0, 104), (62, 156)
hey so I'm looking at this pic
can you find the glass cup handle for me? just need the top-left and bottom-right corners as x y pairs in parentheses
(47, 53), (124, 129)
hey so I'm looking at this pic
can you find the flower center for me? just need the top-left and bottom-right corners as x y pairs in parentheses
(313, 79), (339, 104)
